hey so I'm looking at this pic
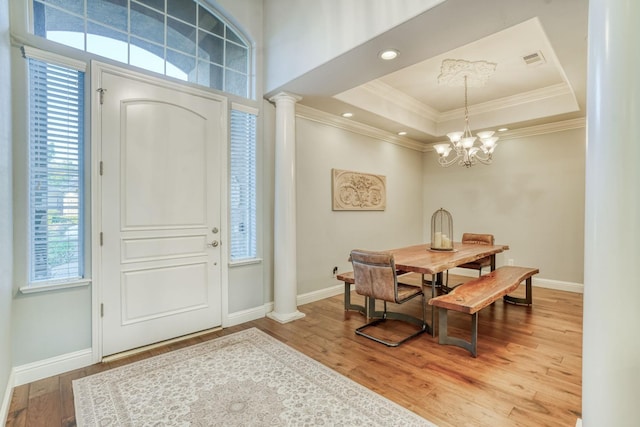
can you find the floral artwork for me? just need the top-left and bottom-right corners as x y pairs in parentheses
(332, 169), (386, 211)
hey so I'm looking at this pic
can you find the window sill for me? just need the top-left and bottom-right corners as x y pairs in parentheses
(20, 279), (91, 294)
(229, 258), (262, 268)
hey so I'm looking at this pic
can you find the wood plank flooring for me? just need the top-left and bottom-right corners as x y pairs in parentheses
(5, 281), (582, 427)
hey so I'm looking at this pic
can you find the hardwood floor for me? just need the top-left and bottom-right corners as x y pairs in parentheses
(5, 281), (582, 426)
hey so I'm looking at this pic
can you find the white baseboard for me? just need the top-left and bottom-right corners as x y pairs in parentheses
(449, 268), (584, 293)
(13, 348), (93, 387)
(534, 277), (583, 293)
(225, 304), (269, 327)
(297, 283), (343, 306)
(226, 283), (343, 327)
(1, 370), (15, 426)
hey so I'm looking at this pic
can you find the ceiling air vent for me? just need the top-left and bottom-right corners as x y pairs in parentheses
(522, 51), (546, 66)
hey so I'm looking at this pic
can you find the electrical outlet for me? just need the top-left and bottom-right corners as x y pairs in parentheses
(332, 266), (338, 276)
(507, 259), (514, 266)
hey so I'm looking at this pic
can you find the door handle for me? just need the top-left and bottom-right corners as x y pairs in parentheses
(207, 240), (219, 248)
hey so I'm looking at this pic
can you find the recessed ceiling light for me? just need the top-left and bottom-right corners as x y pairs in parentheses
(397, 131), (407, 136)
(498, 127), (509, 132)
(379, 49), (399, 60)
(341, 112), (353, 118)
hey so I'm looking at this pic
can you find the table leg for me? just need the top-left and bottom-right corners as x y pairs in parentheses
(431, 273), (437, 337)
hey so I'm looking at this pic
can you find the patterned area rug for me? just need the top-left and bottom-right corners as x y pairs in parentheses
(73, 328), (436, 426)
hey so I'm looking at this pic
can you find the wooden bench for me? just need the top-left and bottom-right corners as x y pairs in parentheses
(428, 266), (538, 357)
(337, 271), (423, 315)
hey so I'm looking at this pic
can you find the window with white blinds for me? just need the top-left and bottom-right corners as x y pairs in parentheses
(229, 108), (257, 261)
(27, 57), (85, 283)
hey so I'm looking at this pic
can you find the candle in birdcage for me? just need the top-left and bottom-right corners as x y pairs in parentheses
(442, 235), (451, 248)
(434, 231), (442, 248)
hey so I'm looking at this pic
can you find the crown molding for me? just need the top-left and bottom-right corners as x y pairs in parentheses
(294, 105), (584, 154)
(427, 117), (586, 152)
(295, 104), (426, 152)
(438, 83), (575, 121)
(359, 80), (441, 122)
(497, 117), (585, 140)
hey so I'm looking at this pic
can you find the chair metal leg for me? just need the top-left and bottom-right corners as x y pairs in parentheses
(355, 293), (428, 347)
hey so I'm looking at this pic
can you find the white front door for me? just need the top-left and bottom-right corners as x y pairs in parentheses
(96, 64), (225, 357)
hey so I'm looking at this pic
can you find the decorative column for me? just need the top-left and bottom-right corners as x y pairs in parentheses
(583, 1), (640, 425)
(267, 92), (305, 323)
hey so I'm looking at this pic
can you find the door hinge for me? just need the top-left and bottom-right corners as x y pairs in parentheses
(99, 161), (103, 176)
(100, 232), (103, 246)
(97, 88), (107, 105)
(100, 303), (104, 318)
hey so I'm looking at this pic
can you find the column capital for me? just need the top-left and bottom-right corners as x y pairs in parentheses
(268, 91), (303, 105)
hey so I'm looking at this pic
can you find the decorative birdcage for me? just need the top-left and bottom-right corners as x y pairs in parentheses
(430, 208), (454, 251)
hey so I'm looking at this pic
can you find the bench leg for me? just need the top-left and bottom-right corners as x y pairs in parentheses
(437, 308), (478, 357)
(344, 282), (366, 315)
(503, 276), (533, 306)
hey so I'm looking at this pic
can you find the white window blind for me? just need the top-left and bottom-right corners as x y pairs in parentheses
(230, 109), (257, 261)
(28, 57), (85, 283)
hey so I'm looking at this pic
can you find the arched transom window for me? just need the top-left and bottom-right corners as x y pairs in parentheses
(32, 0), (251, 98)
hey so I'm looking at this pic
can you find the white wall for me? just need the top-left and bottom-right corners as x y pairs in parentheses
(0, 0), (13, 416)
(423, 127), (585, 284)
(263, 0), (443, 92)
(295, 115), (424, 294)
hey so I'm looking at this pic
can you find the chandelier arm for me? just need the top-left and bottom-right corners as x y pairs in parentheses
(437, 153), (462, 167)
(472, 152), (493, 165)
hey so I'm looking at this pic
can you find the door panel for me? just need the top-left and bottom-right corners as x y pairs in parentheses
(97, 67), (225, 357)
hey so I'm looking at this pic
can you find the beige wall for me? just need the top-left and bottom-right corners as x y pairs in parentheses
(295, 117), (424, 294)
(423, 127), (585, 284)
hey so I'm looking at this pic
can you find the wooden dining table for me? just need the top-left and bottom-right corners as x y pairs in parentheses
(389, 242), (510, 335)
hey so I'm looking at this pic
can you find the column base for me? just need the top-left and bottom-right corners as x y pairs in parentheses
(266, 310), (306, 324)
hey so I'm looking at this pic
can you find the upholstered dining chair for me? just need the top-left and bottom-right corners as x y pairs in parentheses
(458, 233), (495, 276)
(350, 249), (427, 347)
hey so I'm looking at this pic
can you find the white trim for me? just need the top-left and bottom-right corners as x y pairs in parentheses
(438, 83), (574, 121)
(533, 277), (584, 293)
(90, 61), (103, 364)
(13, 349), (93, 387)
(19, 279), (91, 294)
(225, 305), (269, 327)
(228, 258), (262, 267)
(494, 117), (585, 141)
(266, 310), (306, 324)
(297, 104), (585, 154)
(0, 370), (15, 426)
(21, 45), (87, 71)
(428, 117), (585, 151)
(295, 104), (426, 152)
(360, 80), (441, 122)
(231, 102), (259, 116)
(297, 283), (344, 306)
(225, 283), (344, 327)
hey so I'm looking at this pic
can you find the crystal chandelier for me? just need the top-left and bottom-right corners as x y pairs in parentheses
(433, 60), (499, 167)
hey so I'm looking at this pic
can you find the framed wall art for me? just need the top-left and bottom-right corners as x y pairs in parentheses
(332, 169), (386, 211)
